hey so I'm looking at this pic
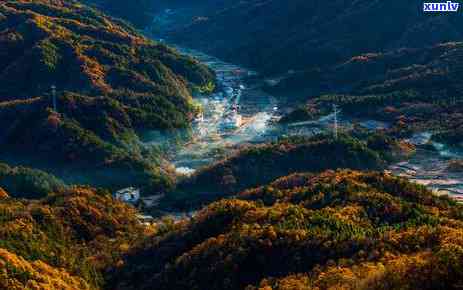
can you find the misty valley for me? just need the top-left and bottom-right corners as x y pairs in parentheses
(1, 1), (463, 290)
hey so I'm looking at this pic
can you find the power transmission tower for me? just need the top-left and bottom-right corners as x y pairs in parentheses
(51, 85), (57, 112)
(51, 85), (58, 113)
(333, 104), (340, 139)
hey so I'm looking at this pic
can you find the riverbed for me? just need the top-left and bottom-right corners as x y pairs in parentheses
(150, 45), (463, 203)
(145, 9), (463, 203)
(388, 133), (463, 200)
(144, 45), (332, 175)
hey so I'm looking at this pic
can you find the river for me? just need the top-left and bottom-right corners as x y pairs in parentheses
(144, 9), (463, 204)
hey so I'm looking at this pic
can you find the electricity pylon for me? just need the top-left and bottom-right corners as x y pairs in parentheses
(333, 104), (340, 139)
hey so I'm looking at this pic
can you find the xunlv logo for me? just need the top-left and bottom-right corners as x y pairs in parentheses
(423, 1), (460, 12)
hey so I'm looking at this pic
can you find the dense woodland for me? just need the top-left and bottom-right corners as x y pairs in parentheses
(0, 163), (66, 199)
(1, 1), (463, 290)
(277, 41), (463, 145)
(272, 42), (463, 99)
(0, 0), (215, 192)
(3, 170), (463, 290)
(166, 0), (463, 76)
(165, 134), (414, 210)
(0, 186), (148, 289)
(97, 0), (155, 28)
(109, 170), (463, 290)
(281, 89), (463, 146)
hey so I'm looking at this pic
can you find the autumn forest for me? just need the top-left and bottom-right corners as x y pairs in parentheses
(1, 1), (463, 290)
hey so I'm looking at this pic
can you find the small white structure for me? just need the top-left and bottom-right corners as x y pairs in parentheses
(136, 214), (155, 225)
(114, 187), (140, 204)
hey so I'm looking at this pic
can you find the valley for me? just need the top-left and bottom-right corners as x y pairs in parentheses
(136, 9), (463, 214)
(1, 1), (463, 290)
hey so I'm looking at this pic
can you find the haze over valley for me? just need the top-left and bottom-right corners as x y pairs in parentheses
(1, 1), (463, 289)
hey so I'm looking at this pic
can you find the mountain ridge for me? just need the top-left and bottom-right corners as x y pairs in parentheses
(167, 0), (463, 77)
(0, 0), (215, 192)
(109, 169), (463, 290)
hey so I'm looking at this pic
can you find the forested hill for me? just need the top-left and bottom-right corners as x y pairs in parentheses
(0, 0), (215, 191)
(272, 41), (463, 99)
(279, 42), (463, 145)
(82, 0), (237, 29)
(0, 0), (213, 105)
(109, 170), (463, 290)
(167, 0), (463, 75)
(82, 0), (155, 28)
(0, 186), (148, 289)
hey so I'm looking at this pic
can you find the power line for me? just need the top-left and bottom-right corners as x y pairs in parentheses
(51, 85), (57, 112)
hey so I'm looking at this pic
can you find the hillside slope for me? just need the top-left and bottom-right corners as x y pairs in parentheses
(82, 0), (155, 28)
(168, 0), (463, 75)
(162, 134), (413, 210)
(0, 162), (66, 199)
(278, 43), (463, 144)
(0, 0), (215, 191)
(0, 186), (148, 289)
(0, 248), (91, 290)
(272, 41), (463, 99)
(182, 135), (384, 194)
(109, 170), (463, 290)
